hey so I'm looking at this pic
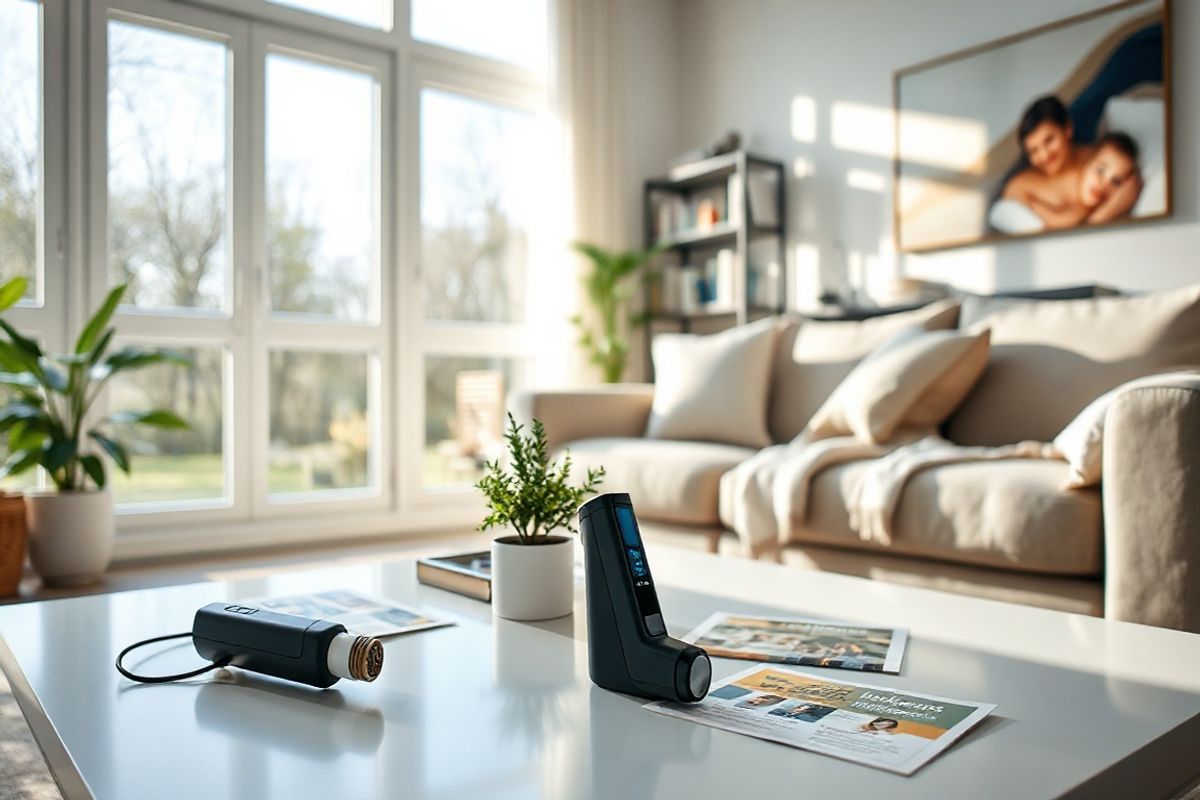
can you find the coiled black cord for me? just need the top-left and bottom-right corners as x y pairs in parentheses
(115, 632), (231, 684)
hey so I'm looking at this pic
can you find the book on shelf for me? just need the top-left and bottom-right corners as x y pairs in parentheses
(649, 185), (730, 243)
(746, 169), (780, 227)
(416, 551), (492, 602)
(652, 250), (741, 316)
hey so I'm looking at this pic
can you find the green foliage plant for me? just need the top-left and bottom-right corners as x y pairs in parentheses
(0, 279), (190, 491)
(570, 242), (663, 383)
(477, 414), (604, 545)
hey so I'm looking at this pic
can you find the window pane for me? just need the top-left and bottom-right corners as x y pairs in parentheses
(268, 0), (390, 30)
(412, 0), (546, 71)
(421, 90), (536, 324)
(269, 350), (372, 496)
(0, 0), (40, 302)
(424, 355), (520, 487)
(108, 20), (229, 312)
(267, 54), (376, 322)
(109, 347), (226, 506)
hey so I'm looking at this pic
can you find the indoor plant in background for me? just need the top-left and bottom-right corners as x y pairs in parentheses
(0, 282), (189, 586)
(570, 242), (663, 383)
(477, 413), (604, 620)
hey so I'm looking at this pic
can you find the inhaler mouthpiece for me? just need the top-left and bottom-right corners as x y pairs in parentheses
(327, 633), (385, 682)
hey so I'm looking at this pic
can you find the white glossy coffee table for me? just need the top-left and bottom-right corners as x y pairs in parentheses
(2, 542), (1199, 800)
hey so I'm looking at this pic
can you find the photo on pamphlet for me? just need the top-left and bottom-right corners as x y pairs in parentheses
(683, 612), (908, 673)
(245, 590), (454, 638)
(646, 665), (996, 775)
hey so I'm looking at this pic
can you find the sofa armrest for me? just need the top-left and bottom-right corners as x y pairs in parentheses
(1103, 373), (1200, 632)
(509, 384), (655, 453)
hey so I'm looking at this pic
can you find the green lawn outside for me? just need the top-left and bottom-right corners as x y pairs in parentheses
(6, 449), (480, 504)
(110, 454), (316, 504)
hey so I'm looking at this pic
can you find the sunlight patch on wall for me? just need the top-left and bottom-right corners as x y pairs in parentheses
(790, 96), (817, 143)
(830, 101), (893, 159)
(846, 168), (886, 193)
(793, 242), (822, 311)
(897, 108), (988, 174)
(792, 156), (815, 179)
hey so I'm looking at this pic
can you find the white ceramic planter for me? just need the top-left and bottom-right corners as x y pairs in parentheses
(26, 489), (115, 587)
(491, 534), (574, 621)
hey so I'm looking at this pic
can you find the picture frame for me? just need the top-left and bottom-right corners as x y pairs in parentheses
(893, 0), (1172, 253)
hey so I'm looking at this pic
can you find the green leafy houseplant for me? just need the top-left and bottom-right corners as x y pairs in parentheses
(0, 280), (190, 491)
(477, 413), (604, 544)
(570, 242), (663, 383)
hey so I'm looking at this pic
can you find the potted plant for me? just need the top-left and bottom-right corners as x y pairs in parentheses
(570, 242), (663, 383)
(477, 413), (604, 621)
(0, 282), (189, 586)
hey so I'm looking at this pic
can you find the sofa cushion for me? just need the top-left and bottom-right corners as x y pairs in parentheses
(768, 299), (961, 443)
(807, 327), (991, 443)
(564, 437), (755, 526)
(648, 317), (779, 448)
(794, 459), (1101, 575)
(947, 285), (1200, 446)
(1054, 369), (1200, 489)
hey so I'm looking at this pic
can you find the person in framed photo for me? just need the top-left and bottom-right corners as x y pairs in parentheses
(1001, 94), (1143, 230)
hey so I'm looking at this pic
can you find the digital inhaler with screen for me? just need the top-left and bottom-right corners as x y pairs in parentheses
(579, 492), (711, 703)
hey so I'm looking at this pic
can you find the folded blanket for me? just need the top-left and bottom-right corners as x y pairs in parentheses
(849, 436), (1060, 545)
(720, 432), (1062, 556)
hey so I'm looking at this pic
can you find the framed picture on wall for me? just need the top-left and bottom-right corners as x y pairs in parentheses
(893, 0), (1171, 253)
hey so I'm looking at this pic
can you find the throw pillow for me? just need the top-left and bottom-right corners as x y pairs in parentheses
(767, 299), (961, 443)
(646, 318), (779, 447)
(947, 284), (1200, 446)
(1054, 370), (1199, 489)
(807, 326), (991, 443)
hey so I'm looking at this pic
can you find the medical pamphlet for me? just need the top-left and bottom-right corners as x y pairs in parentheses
(247, 589), (453, 638)
(683, 612), (908, 673)
(646, 665), (995, 775)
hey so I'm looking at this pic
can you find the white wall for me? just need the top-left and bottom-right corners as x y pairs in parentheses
(610, 0), (682, 378)
(664, 0), (1200, 299)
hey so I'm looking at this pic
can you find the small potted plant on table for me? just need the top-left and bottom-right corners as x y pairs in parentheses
(477, 414), (604, 621)
(0, 283), (189, 586)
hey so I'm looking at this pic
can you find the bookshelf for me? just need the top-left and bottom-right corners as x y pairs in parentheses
(642, 150), (786, 352)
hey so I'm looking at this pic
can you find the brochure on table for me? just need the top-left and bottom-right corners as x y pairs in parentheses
(683, 612), (908, 673)
(246, 589), (453, 638)
(646, 665), (995, 775)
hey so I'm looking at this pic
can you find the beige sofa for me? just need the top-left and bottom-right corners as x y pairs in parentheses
(515, 288), (1200, 633)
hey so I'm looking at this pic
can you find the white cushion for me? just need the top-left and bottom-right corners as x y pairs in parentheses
(807, 326), (991, 444)
(647, 318), (779, 448)
(1053, 371), (1198, 488)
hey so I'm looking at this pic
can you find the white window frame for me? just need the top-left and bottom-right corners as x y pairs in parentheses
(403, 58), (551, 512)
(87, 0), (253, 528)
(38, 0), (558, 557)
(250, 25), (393, 518)
(6, 0), (69, 363)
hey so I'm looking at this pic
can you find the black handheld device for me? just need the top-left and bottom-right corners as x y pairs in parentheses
(580, 492), (711, 703)
(191, 603), (384, 689)
(115, 604), (384, 689)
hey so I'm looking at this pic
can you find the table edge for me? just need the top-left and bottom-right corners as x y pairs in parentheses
(0, 632), (97, 800)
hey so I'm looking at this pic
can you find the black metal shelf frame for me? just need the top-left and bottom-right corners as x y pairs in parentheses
(642, 150), (788, 365)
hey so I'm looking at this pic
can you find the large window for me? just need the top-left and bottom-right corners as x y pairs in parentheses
(107, 19), (230, 313)
(411, 0), (547, 71)
(12, 0), (556, 551)
(266, 53), (377, 322)
(420, 89), (536, 325)
(417, 83), (544, 491)
(0, 0), (41, 303)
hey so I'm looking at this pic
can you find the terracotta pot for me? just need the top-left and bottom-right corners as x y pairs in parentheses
(491, 534), (574, 621)
(26, 489), (114, 587)
(0, 492), (27, 597)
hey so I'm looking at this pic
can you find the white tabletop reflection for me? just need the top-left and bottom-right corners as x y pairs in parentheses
(1, 544), (1199, 799)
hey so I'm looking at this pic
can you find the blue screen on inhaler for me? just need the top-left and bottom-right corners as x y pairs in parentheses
(616, 505), (642, 547)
